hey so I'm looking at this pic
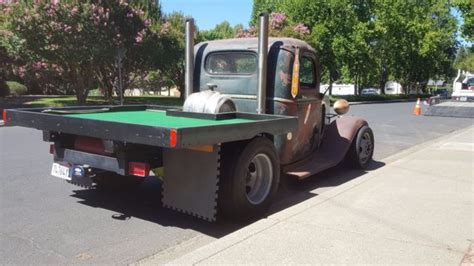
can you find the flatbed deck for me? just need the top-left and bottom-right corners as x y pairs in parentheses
(5, 105), (298, 148)
(65, 110), (255, 128)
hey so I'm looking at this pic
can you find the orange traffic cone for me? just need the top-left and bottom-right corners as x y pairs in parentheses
(413, 98), (421, 115)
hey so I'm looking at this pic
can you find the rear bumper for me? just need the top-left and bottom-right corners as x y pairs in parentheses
(54, 147), (127, 176)
(451, 95), (474, 102)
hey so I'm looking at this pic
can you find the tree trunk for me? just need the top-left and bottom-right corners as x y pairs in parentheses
(354, 73), (358, 95)
(76, 89), (87, 105)
(328, 75), (333, 96)
(379, 64), (387, 95)
(105, 84), (114, 103)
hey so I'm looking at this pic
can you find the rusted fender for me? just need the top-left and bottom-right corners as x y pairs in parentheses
(325, 115), (368, 154)
(284, 116), (368, 179)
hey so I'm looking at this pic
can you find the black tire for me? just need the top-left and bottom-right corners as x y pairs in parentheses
(93, 172), (145, 191)
(346, 125), (374, 169)
(219, 137), (280, 220)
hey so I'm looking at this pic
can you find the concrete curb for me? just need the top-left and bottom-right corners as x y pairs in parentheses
(161, 125), (473, 265)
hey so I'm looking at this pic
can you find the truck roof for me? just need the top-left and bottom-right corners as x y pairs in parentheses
(196, 37), (316, 54)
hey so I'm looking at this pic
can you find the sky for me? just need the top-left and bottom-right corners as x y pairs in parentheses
(161, 0), (253, 30)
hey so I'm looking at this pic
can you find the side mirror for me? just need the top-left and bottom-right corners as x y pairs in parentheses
(333, 99), (350, 115)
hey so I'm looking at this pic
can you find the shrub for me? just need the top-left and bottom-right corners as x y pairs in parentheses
(6, 81), (28, 96)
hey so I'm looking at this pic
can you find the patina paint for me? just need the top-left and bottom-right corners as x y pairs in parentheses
(195, 37), (324, 165)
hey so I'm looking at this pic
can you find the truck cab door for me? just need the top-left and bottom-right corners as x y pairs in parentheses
(292, 52), (323, 161)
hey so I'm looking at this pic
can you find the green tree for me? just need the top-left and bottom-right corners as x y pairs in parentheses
(199, 21), (235, 41)
(159, 11), (187, 98)
(250, 0), (283, 25)
(252, 0), (363, 94)
(373, 1), (457, 94)
(252, 0), (458, 95)
(454, 46), (474, 72)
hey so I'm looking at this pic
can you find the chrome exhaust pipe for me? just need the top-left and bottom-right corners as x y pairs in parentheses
(185, 18), (195, 99)
(256, 13), (269, 114)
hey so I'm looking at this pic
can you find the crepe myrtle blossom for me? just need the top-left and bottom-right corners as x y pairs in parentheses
(293, 23), (310, 35)
(270, 12), (287, 30)
(12, 66), (26, 78)
(135, 29), (146, 44)
(71, 6), (79, 15)
(235, 26), (257, 38)
(144, 19), (151, 27)
(160, 22), (171, 34)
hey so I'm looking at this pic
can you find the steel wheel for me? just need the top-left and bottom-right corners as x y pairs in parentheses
(346, 125), (374, 169)
(218, 137), (280, 220)
(245, 153), (273, 205)
(358, 132), (373, 164)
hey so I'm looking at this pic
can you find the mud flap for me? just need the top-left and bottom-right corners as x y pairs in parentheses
(162, 145), (220, 221)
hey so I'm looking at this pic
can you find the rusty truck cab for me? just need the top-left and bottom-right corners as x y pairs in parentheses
(194, 38), (325, 165)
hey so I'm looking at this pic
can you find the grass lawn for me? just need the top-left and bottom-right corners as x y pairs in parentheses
(19, 93), (430, 108)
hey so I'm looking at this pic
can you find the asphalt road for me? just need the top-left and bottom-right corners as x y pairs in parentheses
(0, 102), (472, 264)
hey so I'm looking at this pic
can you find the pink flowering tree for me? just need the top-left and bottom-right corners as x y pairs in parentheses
(235, 12), (310, 40)
(2, 0), (165, 103)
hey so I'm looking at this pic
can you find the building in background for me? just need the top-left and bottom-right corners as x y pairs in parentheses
(384, 81), (403, 95)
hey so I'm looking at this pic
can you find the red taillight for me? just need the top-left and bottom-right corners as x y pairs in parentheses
(128, 162), (150, 177)
(169, 129), (177, 148)
(49, 144), (55, 155)
(2, 110), (7, 125)
(74, 136), (111, 156)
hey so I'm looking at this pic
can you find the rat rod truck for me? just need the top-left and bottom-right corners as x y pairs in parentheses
(3, 15), (374, 221)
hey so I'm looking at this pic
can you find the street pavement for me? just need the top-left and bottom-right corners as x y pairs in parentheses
(166, 125), (474, 264)
(0, 102), (472, 264)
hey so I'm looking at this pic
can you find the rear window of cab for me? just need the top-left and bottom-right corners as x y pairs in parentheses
(205, 52), (257, 75)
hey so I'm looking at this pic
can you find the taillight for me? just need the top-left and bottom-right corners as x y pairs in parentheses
(49, 144), (55, 155)
(169, 129), (177, 148)
(74, 136), (112, 156)
(128, 162), (150, 177)
(2, 110), (7, 125)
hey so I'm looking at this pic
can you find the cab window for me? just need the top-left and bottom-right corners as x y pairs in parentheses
(205, 52), (257, 75)
(300, 56), (315, 87)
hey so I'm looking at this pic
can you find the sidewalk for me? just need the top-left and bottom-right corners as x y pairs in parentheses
(166, 126), (474, 264)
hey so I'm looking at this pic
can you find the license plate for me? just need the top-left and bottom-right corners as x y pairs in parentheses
(51, 163), (71, 180)
(460, 97), (467, 102)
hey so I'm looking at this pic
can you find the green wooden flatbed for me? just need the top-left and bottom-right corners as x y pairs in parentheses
(66, 110), (254, 128)
(5, 105), (298, 149)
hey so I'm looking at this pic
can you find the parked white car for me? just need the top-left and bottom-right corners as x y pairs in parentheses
(361, 88), (380, 96)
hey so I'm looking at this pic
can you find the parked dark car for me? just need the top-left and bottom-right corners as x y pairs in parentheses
(433, 88), (450, 98)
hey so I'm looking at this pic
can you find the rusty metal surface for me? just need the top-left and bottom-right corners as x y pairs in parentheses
(194, 39), (323, 166)
(284, 116), (367, 179)
(162, 145), (220, 221)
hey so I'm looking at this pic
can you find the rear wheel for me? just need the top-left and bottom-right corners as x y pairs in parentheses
(93, 172), (145, 190)
(346, 125), (374, 169)
(219, 137), (280, 220)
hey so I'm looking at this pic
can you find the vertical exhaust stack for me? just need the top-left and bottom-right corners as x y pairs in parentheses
(257, 13), (269, 114)
(185, 18), (195, 99)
